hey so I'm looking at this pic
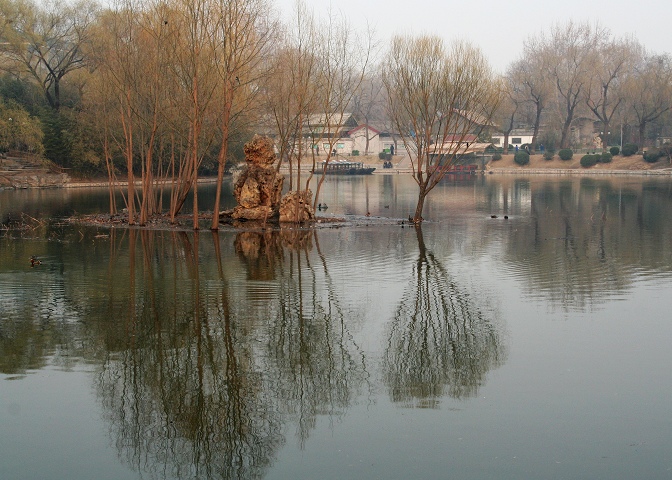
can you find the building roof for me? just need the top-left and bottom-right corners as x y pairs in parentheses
(443, 134), (478, 143)
(431, 142), (493, 155)
(306, 112), (356, 128)
(348, 124), (381, 136)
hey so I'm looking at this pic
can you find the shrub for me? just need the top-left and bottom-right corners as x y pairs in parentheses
(491, 153), (502, 161)
(600, 152), (613, 163)
(580, 154), (599, 168)
(514, 151), (530, 166)
(352, 150), (359, 156)
(378, 152), (386, 160)
(643, 148), (661, 163)
(609, 146), (620, 156)
(558, 148), (573, 161)
(543, 151), (554, 160)
(622, 143), (638, 156)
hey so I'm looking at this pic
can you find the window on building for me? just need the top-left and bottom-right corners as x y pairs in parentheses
(512, 138), (522, 144)
(337, 143), (344, 149)
(492, 138), (501, 145)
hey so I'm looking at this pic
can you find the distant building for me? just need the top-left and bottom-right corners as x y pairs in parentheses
(491, 129), (534, 149)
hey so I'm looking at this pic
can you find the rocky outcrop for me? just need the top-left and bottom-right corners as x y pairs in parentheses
(279, 189), (315, 223)
(223, 135), (284, 221)
(221, 135), (316, 224)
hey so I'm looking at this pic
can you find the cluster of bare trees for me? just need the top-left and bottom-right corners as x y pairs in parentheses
(502, 21), (672, 153)
(4, 2), (672, 226)
(1, 0), (372, 227)
(86, 0), (278, 229)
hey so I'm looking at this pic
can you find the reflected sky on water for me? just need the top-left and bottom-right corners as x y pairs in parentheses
(1, 174), (672, 479)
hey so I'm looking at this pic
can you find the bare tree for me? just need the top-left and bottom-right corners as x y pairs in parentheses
(261, 2), (371, 217)
(208, 0), (278, 230)
(350, 69), (386, 154)
(528, 22), (606, 149)
(261, 1), (321, 193)
(384, 36), (502, 223)
(625, 53), (672, 147)
(0, 0), (99, 111)
(495, 69), (524, 154)
(585, 36), (639, 150)
(509, 55), (550, 153)
(309, 11), (371, 210)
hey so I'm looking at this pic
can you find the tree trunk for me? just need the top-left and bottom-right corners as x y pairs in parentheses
(638, 122), (647, 148)
(413, 186), (427, 223)
(531, 102), (543, 154)
(560, 116), (573, 149)
(211, 89), (233, 231)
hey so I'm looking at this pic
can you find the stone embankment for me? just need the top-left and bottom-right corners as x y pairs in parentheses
(485, 153), (672, 176)
(0, 154), (69, 189)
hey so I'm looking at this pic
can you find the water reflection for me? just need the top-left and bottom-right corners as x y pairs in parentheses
(262, 229), (368, 448)
(97, 229), (283, 479)
(88, 227), (369, 477)
(383, 226), (506, 407)
(4, 176), (672, 479)
(490, 177), (672, 310)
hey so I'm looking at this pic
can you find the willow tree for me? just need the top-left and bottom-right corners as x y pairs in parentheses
(384, 36), (502, 223)
(585, 36), (639, 151)
(625, 53), (672, 147)
(262, 2), (321, 193)
(209, 0), (277, 230)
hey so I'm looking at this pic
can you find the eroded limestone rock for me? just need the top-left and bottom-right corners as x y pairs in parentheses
(225, 135), (284, 221)
(279, 189), (315, 223)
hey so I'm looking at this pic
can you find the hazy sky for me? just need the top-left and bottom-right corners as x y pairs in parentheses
(274, 0), (671, 73)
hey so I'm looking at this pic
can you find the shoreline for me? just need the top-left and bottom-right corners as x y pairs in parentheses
(5, 153), (672, 191)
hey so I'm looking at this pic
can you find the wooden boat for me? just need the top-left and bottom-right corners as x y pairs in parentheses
(317, 160), (376, 175)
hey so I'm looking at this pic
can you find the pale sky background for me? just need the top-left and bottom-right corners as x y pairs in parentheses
(274, 0), (671, 74)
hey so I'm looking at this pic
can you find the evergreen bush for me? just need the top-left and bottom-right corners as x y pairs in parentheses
(558, 148), (573, 161)
(600, 152), (613, 163)
(543, 151), (554, 160)
(352, 150), (359, 156)
(514, 151), (530, 166)
(609, 146), (620, 156)
(580, 154), (599, 168)
(491, 153), (502, 161)
(643, 149), (661, 163)
(622, 143), (638, 156)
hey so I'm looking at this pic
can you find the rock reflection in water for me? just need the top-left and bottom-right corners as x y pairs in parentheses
(383, 227), (506, 408)
(234, 228), (312, 281)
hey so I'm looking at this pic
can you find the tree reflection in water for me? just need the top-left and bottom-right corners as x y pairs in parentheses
(97, 230), (283, 480)
(237, 228), (369, 449)
(96, 227), (367, 478)
(383, 226), (506, 408)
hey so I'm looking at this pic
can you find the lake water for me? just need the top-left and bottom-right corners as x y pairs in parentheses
(1, 174), (672, 480)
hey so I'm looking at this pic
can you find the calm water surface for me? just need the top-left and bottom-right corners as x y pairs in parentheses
(1, 174), (672, 480)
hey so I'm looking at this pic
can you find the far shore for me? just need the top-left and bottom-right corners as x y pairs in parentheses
(6, 151), (672, 191)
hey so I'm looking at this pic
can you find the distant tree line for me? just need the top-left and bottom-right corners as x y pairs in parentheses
(498, 21), (672, 154)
